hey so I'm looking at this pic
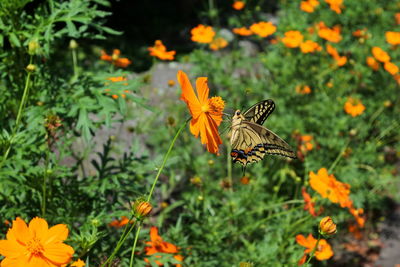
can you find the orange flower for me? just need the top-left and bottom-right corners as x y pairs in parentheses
(145, 226), (183, 267)
(396, 13), (400, 25)
(191, 25), (216, 44)
(317, 22), (342, 43)
(348, 223), (363, 240)
(325, 0), (343, 14)
(300, 0), (319, 13)
(232, 1), (245, 10)
(100, 49), (132, 68)
(352, 29), (368, 39)
(309, 168), (353, 208)
(348, 207), (365, 228)
(296, 234), (333, 264)
(366, 56), (379, 71)
(386, 31), (400, 46)
(232, 27), (253, 36)
(168, 80), (176, 87)
(177, 70), (225, 155)
(319, 216), (337, 236)
(301, 187), (321, 217)
(326, 44), (346, 66)
(148, 40), (176, 60)
(108, 216), (131, 228)
(300, 40), (322, 53)
(295, 85), (311, 95)
(107, 76), (127, 83)
(240, 176), (250, 185)
(209, 37), (228, 51)
(71, 259), (86, 267)
(384, 61), (399, 75)
(282, 31), (304, 48)
(372, 47), (390, 63)
(299, 135), (314, 151)
(249, 22), (276, 38)
(0, 217), (74, 267)
(344, 97), (365, 117)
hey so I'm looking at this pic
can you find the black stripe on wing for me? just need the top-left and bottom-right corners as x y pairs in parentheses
(243, 99), (275, 125)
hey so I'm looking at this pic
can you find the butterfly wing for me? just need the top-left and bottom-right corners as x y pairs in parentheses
(243, 99), (275, 125)
(230, 121), (296, 166)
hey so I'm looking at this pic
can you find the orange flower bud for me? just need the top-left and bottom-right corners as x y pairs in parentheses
(319, 216), (337, 236)
(134, 201), (152, 218)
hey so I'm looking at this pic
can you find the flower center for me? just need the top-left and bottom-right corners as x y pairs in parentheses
(208, 96), (225, 114)
(201, 104), (209, 113)
(27, 237), (44, 256)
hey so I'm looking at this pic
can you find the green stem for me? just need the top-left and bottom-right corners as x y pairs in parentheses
(101, 215), (136, 267)
(305, 233), (321, 265)
(72, 47), (78, 80)
(129, 223), (142, 267)
(129, 118), (190, 266)
(328, 139), (350, 173)
(0, 56), (33, 169)
(41, 149), (50, 217)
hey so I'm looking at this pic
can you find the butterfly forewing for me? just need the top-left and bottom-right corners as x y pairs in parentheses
(243, 99), (275, 125)
(230, 99), (296, 166)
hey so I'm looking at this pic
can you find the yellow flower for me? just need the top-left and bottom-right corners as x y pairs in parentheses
(71, 259), (86, 267)
(0, 217), (74, 267)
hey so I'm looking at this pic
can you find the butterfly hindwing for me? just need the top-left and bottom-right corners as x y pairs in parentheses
(243, 99), (275, 126)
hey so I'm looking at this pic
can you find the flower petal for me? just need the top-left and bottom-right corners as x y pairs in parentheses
(44, 224), (69, 245)
(0, 240), (25, 259)
(29, 217), (49, 240)
(42, 243), (74, 265)
(160, 241), (178, 253)
(195, 77), (209, 105)
(8, 217), (30, 244)
(150, 226), (162, 243)
(1, 254), (30, 267)
(177, 70), (201, 114)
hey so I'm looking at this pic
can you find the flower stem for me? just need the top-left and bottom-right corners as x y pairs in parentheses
(305, 233), (321, 265)
(41, 149), (50, 217)
(129, 118), (190, 266)
(71, 47), (78, 80)
(0, 56), (33, 169)
(101, 215), (136, 267)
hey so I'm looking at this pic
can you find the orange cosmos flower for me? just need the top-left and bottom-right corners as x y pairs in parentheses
(71, 259), (86, 267)
(325, 0), (343, 14)
(366, 56), (379, 71)
(309, 168), (353, 208)
(240, 176), (250, 185)
(396, 13), (400, 25)
(177, 70), (224, 155)
(300, 0), (319, 13)
(296, 234), (333, 265)
(0, 217), (74, 267)
(344, 97), (365, 117)
(145, 226), (183, 267)
(386, 31), (400, 46)
(232, 1), (245, 10)
(209, 37), (228, 51)
(282, 31), (304, 48)
(319, 216), (337, 236)
(348, 207), (365, 228)
(100, 49), (132, 68)
(148, 40), (176, 60)
(372, 47), (390, 63)
(384, 61), (399, 75)
(317, 22), (342, 43)
(249, 22), (276, 38)
(295, 85), (311, 95)
(301, 187), (322, 217)
(191, 25), (216, 44)
(300, 40), (322, 53)
(233, 27), (253, 36)
(326, 44), (346, 66)
(108, 216), (131, 228)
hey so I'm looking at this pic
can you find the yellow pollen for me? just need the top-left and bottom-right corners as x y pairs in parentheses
(112, 54), (119, 61)
(201, 104), (209, 112)
(27, 238), (44, 256)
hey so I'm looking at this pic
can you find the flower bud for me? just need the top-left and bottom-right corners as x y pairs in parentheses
(319, 216), (337, 236)
(133, 200), (152, 219)
(69, 39), (78, 49)
(28, 40), (40, 55)
(26, 64), (36, 72)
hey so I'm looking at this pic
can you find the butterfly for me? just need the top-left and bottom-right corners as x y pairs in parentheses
(229, 99), (296, 166)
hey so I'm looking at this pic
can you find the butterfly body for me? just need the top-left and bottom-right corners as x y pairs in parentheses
(230, 100), (296, 166)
